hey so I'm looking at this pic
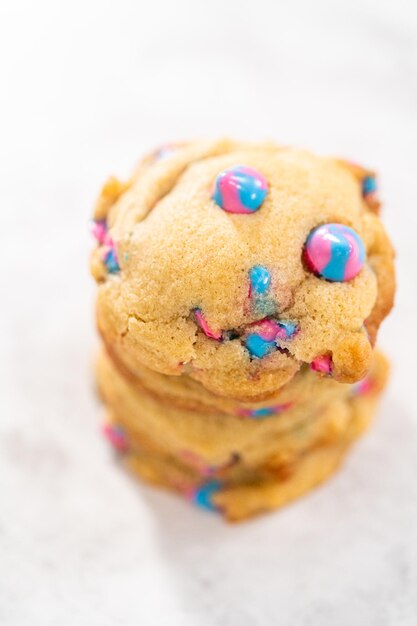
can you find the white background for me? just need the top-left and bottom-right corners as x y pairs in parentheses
(1, 1), (417, 624)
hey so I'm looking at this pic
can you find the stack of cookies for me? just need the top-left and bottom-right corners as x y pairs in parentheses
(90, 139), (395, 521)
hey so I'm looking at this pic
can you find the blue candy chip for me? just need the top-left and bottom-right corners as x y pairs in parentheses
(193, 480), (222, 512)
(245, 334), (276, 358)
(249, 265), (271, 295)
(104, 248), (120, 273)
(362, 175), (377, 195)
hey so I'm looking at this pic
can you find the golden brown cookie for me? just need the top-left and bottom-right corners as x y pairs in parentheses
(90, 140), (395, 521)
(91, 140), (395, 400)
(114, 376), (385, 522)
(98, 347), (388, 510)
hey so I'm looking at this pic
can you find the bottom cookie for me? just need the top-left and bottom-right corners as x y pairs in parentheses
(104, 382), (384, 522)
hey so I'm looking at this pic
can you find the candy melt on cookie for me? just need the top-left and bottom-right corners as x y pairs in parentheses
(304, 223), (366, 282)
(362, 175), (377, 196)
(90, 219), (120, 274)
(103, 245), (120, 274)
(103, 423), (128, 452)
(245, 333), (276, 358)
(249, 265), (271, 295)
(192, 480), (222, 512)
(248, 265), (276, 316)
(362, 174), (380, 210)
(194, 308), (222, 340)
(310, 354), (333, 375)
(245, 318), (298, 358)
(212, 165), (268, 214)
(238, 403), (292, 419)
(275, 320), (298, 340)
(90, 219), (108, 244)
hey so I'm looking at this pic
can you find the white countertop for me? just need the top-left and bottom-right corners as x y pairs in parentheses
(1, 0), (417, 623)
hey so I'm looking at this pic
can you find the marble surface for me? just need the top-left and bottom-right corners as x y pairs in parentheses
(1, 0), (417, 623)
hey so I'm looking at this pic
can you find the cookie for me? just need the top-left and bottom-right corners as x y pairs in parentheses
(90, 139), (395, 521)
(118, 380), (384, 521)
(102, 338), (354, 414)
(91, 140), (395, 400)
(97, 346), (388, 475)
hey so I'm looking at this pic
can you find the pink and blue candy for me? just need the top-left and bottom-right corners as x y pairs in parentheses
(238, 403), (292, 418)
(212, 165), (268, 214)
(192, 480), (222, 512)
(304, 223), (365, 282)
(245, 318), (298, 358)
(275, 320), (298, 340)
(362, 175), (379, 206)
(91, 220), (120, 273)
(245, 320), (277, 358)
(103, 423), (128, 452)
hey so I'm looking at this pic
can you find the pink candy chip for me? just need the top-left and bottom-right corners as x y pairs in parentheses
(194, 309), (222, 340)
(247, 319), (279, 341)
(103, 424), (128, 452)
(256, 319), (280, 341)
(90, 220), (108, 244)
(310, 354), (333, 375)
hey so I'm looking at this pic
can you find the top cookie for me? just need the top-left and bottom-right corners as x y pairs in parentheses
(91, 139), (395, 401)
